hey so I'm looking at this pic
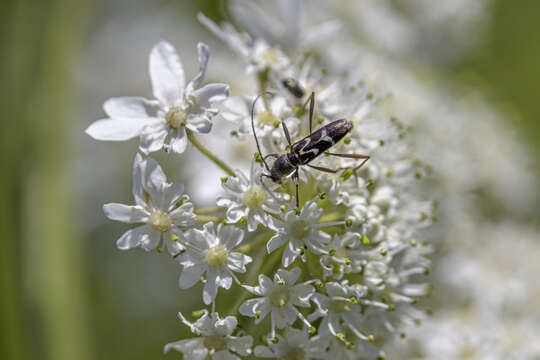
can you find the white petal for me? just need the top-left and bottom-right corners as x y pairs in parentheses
(218, 225), (244, 250)
(228, 1), (275, 44)
(139, 228), (161, 251)
(85, 117), (157, 141)
(239, 298), (267, 318)
(286, 267), (302, 285)
(141, 156), (167, 201)
(219, 96), (248, 123)
(227, 252), (252, 273)
(214, 315), (237, 336)
(254, 346), (274, 358)
(290, 283), (314, 307)
(103, 96), (158, 118)
(246, 212), (260, 232)
(186, 42), (210, 94)
(194, 83), (229, 108)
(157, 181), (184, 211)
(116, 224), (151, 250)
(164, 338), (207, 360)
(186, 117), (212, 134)
(258, 274), (274, 294)
(170, 202), (196, 227)
(203, 269), (219, 305)
(139, 129), (167, 154)
(132, 153), (146, 207)
(274, 305), (296, 328)
(103, 203), (148, 223)
(169, 128), (188, 153)
(149, 40), (185, 106)
(183, 228), (211, 252)
(282, 241), (300, 268)
(179, 264), (206, 289)
(267, 233), (287, 254)
(227, 336), (253, 356)
(225, 204), (247, 223)
(217, 271), (233, 290)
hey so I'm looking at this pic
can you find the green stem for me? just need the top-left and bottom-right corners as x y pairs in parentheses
(194, 206), (226, 215)
(186, 129), (235, 177)
(236, 231), (271, 253)
(196, 215), (225, 223)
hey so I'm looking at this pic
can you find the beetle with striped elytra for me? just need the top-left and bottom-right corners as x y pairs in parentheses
(251, 89), (370, 208)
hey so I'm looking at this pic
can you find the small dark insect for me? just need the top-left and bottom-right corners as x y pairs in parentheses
(282, 77), (305, 98)
(251, 92), (370, 208)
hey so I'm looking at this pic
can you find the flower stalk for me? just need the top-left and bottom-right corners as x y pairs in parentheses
(186, 129), (235, 177)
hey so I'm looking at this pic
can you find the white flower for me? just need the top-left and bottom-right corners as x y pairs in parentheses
(219, 94), (294, 144)
(267, 198), (332, 267)
(239, 267), (314, 338)
(254, 328), (325, 359)
(227, 0), (341, 55)
(164, 310), (253, 360)
(309, 281), (369, 341)
(178, 222), (252, 305)
(86, 41), (229, 154)
(217, 162), (287, 232)
(103, 154), (195, 255)
(319, 233), (362, 280)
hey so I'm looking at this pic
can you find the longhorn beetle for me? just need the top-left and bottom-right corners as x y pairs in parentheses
(251, 91), (370, 208)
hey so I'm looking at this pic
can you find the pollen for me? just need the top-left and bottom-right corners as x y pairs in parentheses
(166, 106), (188, 129)
(149, 210), (172, 232)
(261, 49), (279, 64)
(290, 220), (311, 240)
(257, 110), (279, 126)
(205, 245), (229, 266)
(242, 186), (266, 209)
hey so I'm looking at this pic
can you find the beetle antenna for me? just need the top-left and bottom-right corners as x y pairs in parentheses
(251, 92), (274, 172)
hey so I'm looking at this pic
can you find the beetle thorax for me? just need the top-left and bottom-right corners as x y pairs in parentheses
(270, 154), (296, 183)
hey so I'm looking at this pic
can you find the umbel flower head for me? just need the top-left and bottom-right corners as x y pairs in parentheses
(103, 153), (195, 255)
(91, 1), (439, 358)
(86, 41), (229, 154)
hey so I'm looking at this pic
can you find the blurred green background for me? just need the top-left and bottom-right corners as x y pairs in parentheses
(1, 1), (538, 360)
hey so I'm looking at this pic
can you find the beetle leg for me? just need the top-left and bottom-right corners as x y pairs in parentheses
(307, 164), (339, 173)
(326, 152), (370, 171)
(308, 153), (370, 176)
(294, 169), (300, 208)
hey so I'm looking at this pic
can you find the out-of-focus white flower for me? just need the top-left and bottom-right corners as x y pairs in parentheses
(103, 153), (195, 255)
(227, 0), (341, 55)
(267, 198), (332, 267)
(177, 222), (252, 305)
(254, 328), (325, 359)
(86, 41), (229, 154)
(217, 162), (287, 232)
(164, 310), (253, 360)
(239, 268), (314, 338)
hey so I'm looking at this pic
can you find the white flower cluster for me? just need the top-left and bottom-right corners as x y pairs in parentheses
(86, 1), (436, 358)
